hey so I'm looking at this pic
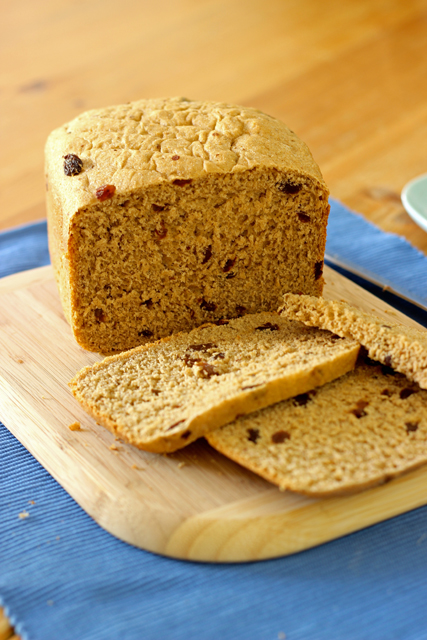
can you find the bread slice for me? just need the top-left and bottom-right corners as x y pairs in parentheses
(279, 293), (427, 388)
(46, 97), (329, 354)
(70, 312), (359, 453)
(206, 354), (427, 496)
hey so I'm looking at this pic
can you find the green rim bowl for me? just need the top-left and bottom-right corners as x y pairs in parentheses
(401, 173), (427, 233)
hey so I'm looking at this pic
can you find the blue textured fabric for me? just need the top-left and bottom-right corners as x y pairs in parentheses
(326, 201), (427, 302)
(326, 200), (427, 326)
(0, 220), (50, 278)
(2, 200), (427, 640)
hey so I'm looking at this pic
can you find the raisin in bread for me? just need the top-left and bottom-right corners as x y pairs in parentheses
(207, 355), (427, 496)
(280, 294), (427, 388)
(46, 97), (329, 354)
(70, 312), (359, 453)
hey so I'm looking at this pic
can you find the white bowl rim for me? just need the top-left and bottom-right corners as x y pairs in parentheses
(401, 173), (427, 233)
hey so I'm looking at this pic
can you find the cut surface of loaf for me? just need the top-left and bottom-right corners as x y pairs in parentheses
(70, 312), (359, 453)
(46, 97), (329, 353)
(207, 355), (427, 496)
(280, 293), (427, 388)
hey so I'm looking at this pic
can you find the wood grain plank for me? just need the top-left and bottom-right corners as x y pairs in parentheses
(1, 265), (427, 562)
(0, 608), (15, 640)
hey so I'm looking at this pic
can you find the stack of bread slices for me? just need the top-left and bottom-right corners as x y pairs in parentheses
(70, 296), (427, 497)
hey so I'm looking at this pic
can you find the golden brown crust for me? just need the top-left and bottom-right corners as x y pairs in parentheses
(46, 97), (327, 219)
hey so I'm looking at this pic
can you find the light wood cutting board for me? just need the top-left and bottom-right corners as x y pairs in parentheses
(1, 265), (427, 563)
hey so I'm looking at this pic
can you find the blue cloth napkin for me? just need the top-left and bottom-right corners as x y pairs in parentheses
(0, 220), (50, 279)
(2, 200), (427, 640)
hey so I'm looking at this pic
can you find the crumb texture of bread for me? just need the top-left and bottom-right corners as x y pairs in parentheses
(207, 357), (427, 496)
(280, 294), (427, 388)
(46, 97), (329, 353)
(70, 312), (359, 453)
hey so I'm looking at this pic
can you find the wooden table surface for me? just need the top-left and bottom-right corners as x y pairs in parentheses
(2, 0), (427, 635)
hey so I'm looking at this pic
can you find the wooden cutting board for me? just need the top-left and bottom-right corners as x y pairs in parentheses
(1, 265), (427, 563)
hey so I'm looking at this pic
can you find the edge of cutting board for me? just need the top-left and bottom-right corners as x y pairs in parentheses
(0, 265), (426, 563)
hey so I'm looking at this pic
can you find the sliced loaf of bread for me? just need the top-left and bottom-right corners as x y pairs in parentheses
(206, 354), (427, 496)
(70, 312), (359, 453)
(46, 97), (330, 354)
(280, 293), (427, 388)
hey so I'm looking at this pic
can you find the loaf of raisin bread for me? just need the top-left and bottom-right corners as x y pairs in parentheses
(46, 97), (329, 354)
(206, 354), (427, 496)
(70, 312), (359, 453)
(280, 294), (427, 388)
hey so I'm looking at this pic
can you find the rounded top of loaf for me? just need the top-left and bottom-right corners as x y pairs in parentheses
(45, 97), (327, 217)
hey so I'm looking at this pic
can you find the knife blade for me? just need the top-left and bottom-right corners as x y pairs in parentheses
(324, 252), (427, 313)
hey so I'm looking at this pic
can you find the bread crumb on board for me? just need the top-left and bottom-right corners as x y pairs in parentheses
(68, 421), (81, 431)
(109, 443), (120, 451)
